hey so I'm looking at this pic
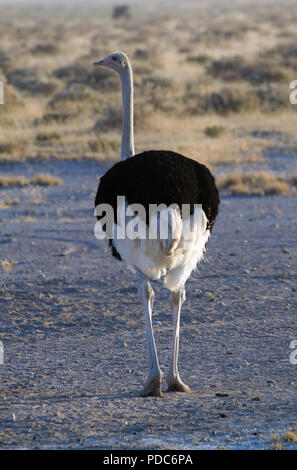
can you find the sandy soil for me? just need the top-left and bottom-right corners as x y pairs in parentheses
(0, 152), (297, 450)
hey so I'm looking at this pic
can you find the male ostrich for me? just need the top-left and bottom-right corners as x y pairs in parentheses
(93, 52), (219, 397)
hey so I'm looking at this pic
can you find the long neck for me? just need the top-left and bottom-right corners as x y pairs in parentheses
(120, 64), (135, 160)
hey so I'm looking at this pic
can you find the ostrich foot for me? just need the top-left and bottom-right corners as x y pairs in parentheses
(166, 376), (191, 393)
(140, 375), (163, 397)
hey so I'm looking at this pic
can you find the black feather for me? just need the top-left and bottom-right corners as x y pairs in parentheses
(95, 150), (220, 260)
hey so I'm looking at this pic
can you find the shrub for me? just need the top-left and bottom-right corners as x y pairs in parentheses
(134, 49), (150, 60)
(94, 106), (122, 132)
(207, 56), (245, 81)
(186, 55), (212, 65)
(141, 76), (175, 92)
(88, 138), (120, 154)
(256, 86), (291, 112)
(0, 142), (25, 155)
(207, 57), (290, 84)
(48, 83), (95, 109)
(205, 89), (260, 114)
(0, 175), (28, 187)
(262, 44), (297, 70)
(34, 112), (76, 126)
(240, 63), (289, 85)
(0, 49), (11, 73)
(7, 69), (58, 96)
(94, 103), (155, 133)
(184, 84), (290, 115)
(31, 43), (61, 55)
(204, 125), (226, 137)
(217, 171), (295, 195)
(54, 62), (117, 91)
(36, 132), (61, 144)
(30, 174), (63, 186)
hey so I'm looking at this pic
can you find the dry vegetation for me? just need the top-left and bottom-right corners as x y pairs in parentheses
(271, 427), (297, 449)
(0, 173), (63, 187)
(217, 171), (297, 195)
(0, 0), (296, 183)
(0, 259), (17, 271)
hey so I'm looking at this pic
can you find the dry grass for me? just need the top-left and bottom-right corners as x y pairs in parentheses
(0, 142), (25, 155)
(9, 216), (38, 224)
(284, 430), (297, 443)
(0, 175), (28, 188)
(217, 171), (296, 195)
(0, 0), (296, 166)
(30, 174), (63, 186)
(3, 197), (20, 206)
(0, 174), (63, 187)
(0, 260), (17, 270)
(270, 428), (297, 448)
(270, 433), (283, 450)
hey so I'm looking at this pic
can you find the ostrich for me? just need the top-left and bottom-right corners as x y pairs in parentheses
(93, 52), (219, 397)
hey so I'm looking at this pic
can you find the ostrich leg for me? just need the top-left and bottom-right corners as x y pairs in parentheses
(136, 269), (162, 397)
(166, 287), (191, 392)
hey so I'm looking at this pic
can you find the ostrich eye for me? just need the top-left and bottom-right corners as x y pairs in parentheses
(112, 56), (118, 61)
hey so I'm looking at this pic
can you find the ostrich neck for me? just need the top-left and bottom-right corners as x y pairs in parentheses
(120, 66), (135, 160)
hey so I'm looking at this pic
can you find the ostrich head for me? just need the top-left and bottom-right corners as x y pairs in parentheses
(93, 51), (134, 160)
(93, 52), (129, 74)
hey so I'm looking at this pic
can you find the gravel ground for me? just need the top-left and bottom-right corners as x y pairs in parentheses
(0, 153), (296, 450)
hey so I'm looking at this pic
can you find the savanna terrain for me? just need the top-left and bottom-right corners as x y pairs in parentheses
(0, 0), (297, 450)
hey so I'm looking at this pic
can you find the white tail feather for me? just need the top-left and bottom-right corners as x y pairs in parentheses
(113, 204), (210, 291)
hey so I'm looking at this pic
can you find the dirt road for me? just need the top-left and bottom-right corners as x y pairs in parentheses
(0, 156), (296, 449)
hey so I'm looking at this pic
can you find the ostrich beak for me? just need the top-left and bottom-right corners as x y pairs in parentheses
(93, 59), (112, 66)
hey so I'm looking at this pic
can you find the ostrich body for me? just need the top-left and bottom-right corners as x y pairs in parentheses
(93, 52), (219, 397)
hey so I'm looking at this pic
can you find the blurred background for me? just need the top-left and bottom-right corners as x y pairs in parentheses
(0, 0), (297, 193)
